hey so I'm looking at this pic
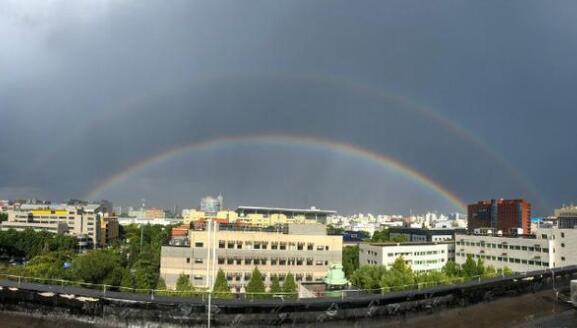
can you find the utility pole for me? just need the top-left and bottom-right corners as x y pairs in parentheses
(207, 219), (215, 328)
(140, 224), (144, 253)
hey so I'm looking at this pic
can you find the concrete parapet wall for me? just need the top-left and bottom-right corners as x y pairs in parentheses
(0, 267), (576, 327)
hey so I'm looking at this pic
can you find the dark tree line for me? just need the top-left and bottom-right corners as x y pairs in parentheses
(0, 229), (77, 259)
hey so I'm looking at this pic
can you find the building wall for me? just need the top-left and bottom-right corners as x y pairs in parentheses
(359, 242), (454, 272)
(2, 205), (103, 247)
(99, 216), (119, 247)
(182, 209), (238, 225)
(536, 227), (577, 268)
(388, 227), (462, 242)
(454, 234), (552, 272)
(160, 228), (342, 291)
(468, 199), (531, 235)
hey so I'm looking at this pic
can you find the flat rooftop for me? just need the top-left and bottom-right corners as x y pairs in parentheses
(236, 206), (337, 215)
(363, 241), (454, 247)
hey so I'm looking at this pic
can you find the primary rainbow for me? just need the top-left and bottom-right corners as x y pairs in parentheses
(86, 134), (467, 211)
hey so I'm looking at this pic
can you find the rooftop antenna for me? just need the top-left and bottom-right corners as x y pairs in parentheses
(141, 198), (146, 210)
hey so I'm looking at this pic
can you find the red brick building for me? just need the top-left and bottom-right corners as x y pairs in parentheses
(467, 199), (532, 234)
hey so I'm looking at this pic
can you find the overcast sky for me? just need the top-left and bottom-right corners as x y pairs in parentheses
(2, 0), (577, 215)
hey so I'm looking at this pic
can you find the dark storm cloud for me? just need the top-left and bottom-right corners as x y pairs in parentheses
(2, 0), (577, 214)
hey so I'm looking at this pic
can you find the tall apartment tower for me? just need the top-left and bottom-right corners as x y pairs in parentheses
(467, 199), (531, 234)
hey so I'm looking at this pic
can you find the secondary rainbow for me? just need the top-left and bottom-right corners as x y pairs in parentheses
(86, 134), (467, 211)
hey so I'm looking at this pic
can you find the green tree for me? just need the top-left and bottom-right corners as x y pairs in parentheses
(342, 245), (359, 278)
(390, 235), (409, 243)
(175, 273), (193, 291)
(326, 225), (345, 235)
(103, 266), (125, 288)
(132, 257), (158, 290)
(283, 272), (298, 298)
(415, 270), (448, 288)
(476, 258), (486, 276)
(497, 266), (513, 276)
(270, 275), (282, 294)
(371, 229), (390, 242)
(120, 270), (136, 290)
(213, 269), (232, 299)
(156, 277), (167, 290)
(7, 251), (72, 282)
(246, 267), (267, 299)
(0, 212), (7, 222)
(442, 260), (462, 277)
(69, 249), (122, 284)
(461, 255), (478, 278)
(482, 265), (497, 279)
(350, 265), (387, 290)
(381, 257), (414, 292)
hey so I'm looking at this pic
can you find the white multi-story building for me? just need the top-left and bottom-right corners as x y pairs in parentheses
(454, 233), (553, 272)
(359, 242), (454, 272)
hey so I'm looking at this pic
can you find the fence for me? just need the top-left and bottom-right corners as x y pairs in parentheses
(0, 271), (515, 302)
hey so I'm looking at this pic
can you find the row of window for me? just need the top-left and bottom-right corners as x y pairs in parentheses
(211, 240), (330, 251)
(187, 257), (329, 266)
(456, 241), (548, 253)
(412, 259), (444, 265)
(182, 272), (318, 283)
(224, 272), (315, 282)
(456, 252), (549, 267)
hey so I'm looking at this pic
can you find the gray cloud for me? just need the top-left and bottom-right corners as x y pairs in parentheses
(2, 0), (577, 215)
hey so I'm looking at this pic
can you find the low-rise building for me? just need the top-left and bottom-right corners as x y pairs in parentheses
(181, 209), (238, 225)
(2, 203), (119, 248)
(454, 233), (553, 272)
(359, 241), (454, 272)
(236, 206), (336, 227)
(389, 227), (466, 242)
(160, 223), (342, 292)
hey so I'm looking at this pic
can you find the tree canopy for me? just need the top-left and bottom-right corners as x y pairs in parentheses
(283, 272), (298, 298)
(213, 269), (232, 299)
(246, 267), (266, 299)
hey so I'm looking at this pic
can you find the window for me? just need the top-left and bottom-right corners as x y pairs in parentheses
(227, 242), (234, 249)
(186, 257), (190, 264)
(561, 243), (565, 248)
(195, 242), (203, 248)
(194, 258), (203, 264)
(562, 257), (566, 261)
(219, 241), (225, 249)
(561, 232), (565, 238)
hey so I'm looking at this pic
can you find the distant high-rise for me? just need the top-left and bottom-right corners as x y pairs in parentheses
(467, 199), (531, 234)
(200, 195), (223, 217)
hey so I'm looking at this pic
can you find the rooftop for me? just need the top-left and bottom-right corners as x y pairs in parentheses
(364, 241), (454, 247)
(237, 206), (337, 215)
